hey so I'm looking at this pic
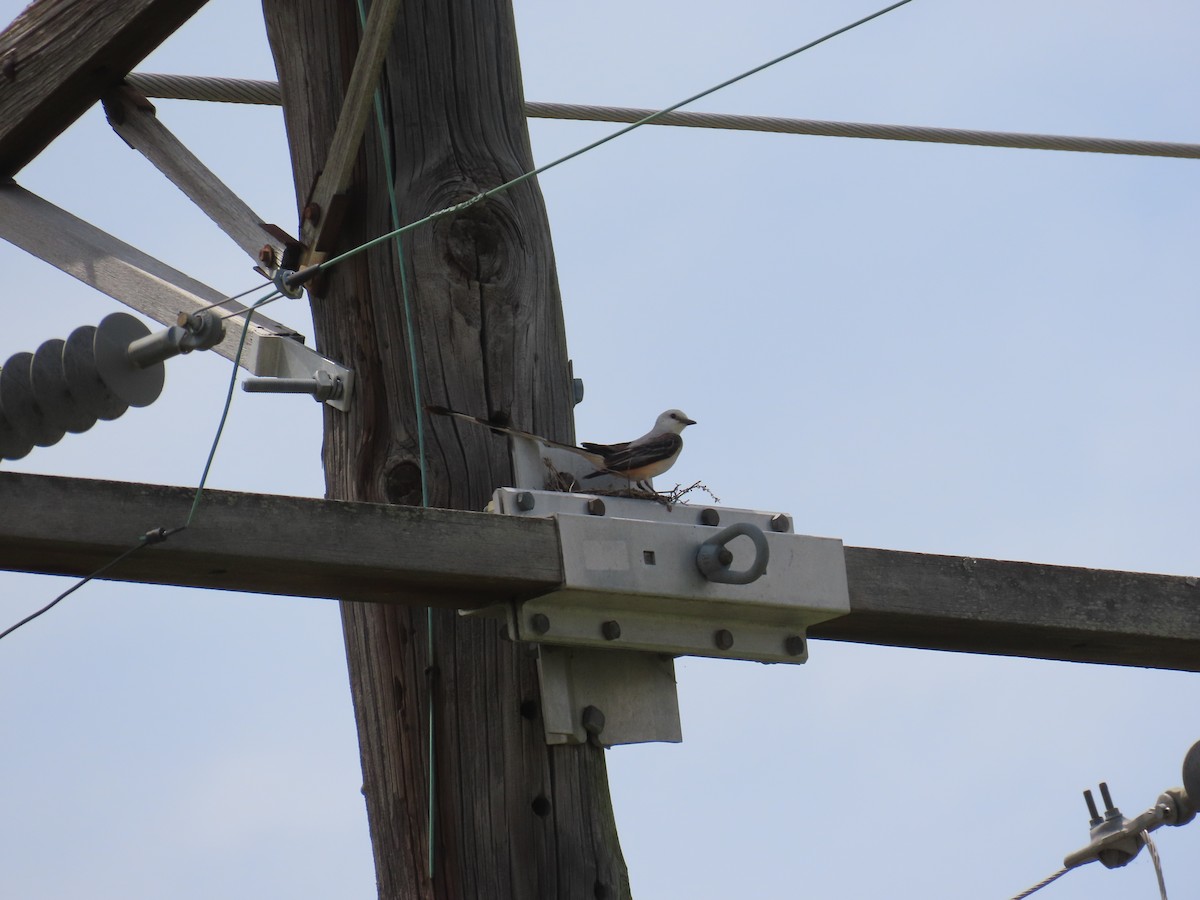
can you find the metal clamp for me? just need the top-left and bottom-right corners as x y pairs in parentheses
(1062, 742), (1200, 872)
(272, 267), (305, 299)
(696, 522), (770, 584)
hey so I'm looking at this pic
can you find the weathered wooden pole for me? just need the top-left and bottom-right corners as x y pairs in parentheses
(261, 1), (628, 897)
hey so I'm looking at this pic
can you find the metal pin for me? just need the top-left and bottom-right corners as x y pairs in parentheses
(242, 370), (343, 402)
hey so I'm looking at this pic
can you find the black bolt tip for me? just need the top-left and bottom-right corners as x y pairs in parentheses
(601, 620), (621, 641)
(530, 613), (551, 635)
(714, 629), (734, 651)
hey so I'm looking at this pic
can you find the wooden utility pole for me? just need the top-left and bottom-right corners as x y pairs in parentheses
(260, 1), (626, 897)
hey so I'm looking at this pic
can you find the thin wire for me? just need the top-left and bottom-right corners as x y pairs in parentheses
(353, 0), (435, 878)
(192, 278), (274, 315)
(303, 1), (913, 871)
(1, 292), (273, 641)
(0, 542), (148, 642)
(186, 290), (278, 527)
(1008, 866), (1070, 900)
(217, 289), (283, 321)
(1145, 832), (1168, 900)
(309, 0), (915, 280)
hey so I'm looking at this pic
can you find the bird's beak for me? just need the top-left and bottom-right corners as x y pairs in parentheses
(684, 417), (697, 426)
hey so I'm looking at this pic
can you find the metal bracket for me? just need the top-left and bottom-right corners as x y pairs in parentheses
(490, 488), (849, 664)
(537, 645), (682, 747)
(480, 487), (850, 745)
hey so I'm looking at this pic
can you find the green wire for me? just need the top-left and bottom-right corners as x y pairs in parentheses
(313, 0), (914, 279)
(322, 0), (915, 879)
(186, 291), (279, 527)
(353, 0), (435, 881)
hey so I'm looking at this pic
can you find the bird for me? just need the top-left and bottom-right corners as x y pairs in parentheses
(425, 405), (696, 491)
(580, 409), (696, 490)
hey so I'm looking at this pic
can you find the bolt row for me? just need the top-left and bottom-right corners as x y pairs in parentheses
(528, 612), (806, 657)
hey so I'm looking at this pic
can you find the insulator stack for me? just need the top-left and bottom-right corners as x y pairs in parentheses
(0, 311), (224, 461)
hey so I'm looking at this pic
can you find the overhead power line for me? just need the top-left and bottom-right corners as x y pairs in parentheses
(125, 71), (1200, 162)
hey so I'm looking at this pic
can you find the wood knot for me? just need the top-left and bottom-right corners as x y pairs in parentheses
(445, 201), (508, 284)
(383, 459), (424, 505)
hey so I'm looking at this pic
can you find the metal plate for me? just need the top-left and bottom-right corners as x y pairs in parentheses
(30, 338), (98, 434)
(538, 645), (683, 746)
(493, 488), (848, 665)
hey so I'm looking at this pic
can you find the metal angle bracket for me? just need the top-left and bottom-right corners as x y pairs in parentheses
(249, 334), (354, 413)
(478, 487), (851, 746)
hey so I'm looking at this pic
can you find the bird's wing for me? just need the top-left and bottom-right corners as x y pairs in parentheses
(595, 432), (682, 473)
(425, 405), (601, 460)
(580, 440), (630, 455)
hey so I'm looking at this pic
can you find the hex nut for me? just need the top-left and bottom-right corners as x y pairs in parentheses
(714, 629), (735, 651)
(784, 635), (806, 657)
(530, 613), (551, 635)
(700, 508), (720, 526)
(516, 491), (536, 511)
(587, 497), (606, 516)
(770, 513), (791, 533)
(601, 620), (621, 641)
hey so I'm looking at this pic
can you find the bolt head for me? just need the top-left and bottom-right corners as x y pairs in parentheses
(784, 635), (806, 657)
(582, 704), (606, 735)
(770, 513), (791, 533)
(516, 491), (536, 511)
(700, 508), (720, 526)
(714, 629), (734, 651)
(586, 497), (606, 516)
(601, 620), (621, 641)
(530, 613), (551, 635)
(717, 547), (734, 566)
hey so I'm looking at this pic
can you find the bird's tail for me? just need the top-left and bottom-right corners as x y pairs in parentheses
(424, 405), (603, 463)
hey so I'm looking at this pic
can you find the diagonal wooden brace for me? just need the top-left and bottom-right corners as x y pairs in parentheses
(295, 0), (403, 271)
(101, 83), (293, 271)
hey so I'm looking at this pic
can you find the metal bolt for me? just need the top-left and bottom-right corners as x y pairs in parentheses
(714, 629), (735, 651)
(530, 613), (551, 635)
(700, 508), (720, 526)
(769, 513), (791, 533)
(601, 620), (621, 641)
(784, 635), (806, 657)
(582, 705), (606, 735)
(586, 497), (606, 516)
(516, 491), (536, 511)
(717, 547), (733, 566)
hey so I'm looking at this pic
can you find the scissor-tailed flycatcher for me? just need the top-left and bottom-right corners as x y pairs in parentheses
(580, 409), (696, 490)
(426, 406), (696, 491)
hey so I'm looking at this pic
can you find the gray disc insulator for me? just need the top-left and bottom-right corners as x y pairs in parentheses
(63, 325), (128, 422)
(0, 405), (35, 460)
(31, 338), (99, 434)
(93, 312), (165, 408)
(0, 351), (66, 447)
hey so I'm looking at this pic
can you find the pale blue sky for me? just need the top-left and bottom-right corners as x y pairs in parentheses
(2, 0), (1199, 897)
